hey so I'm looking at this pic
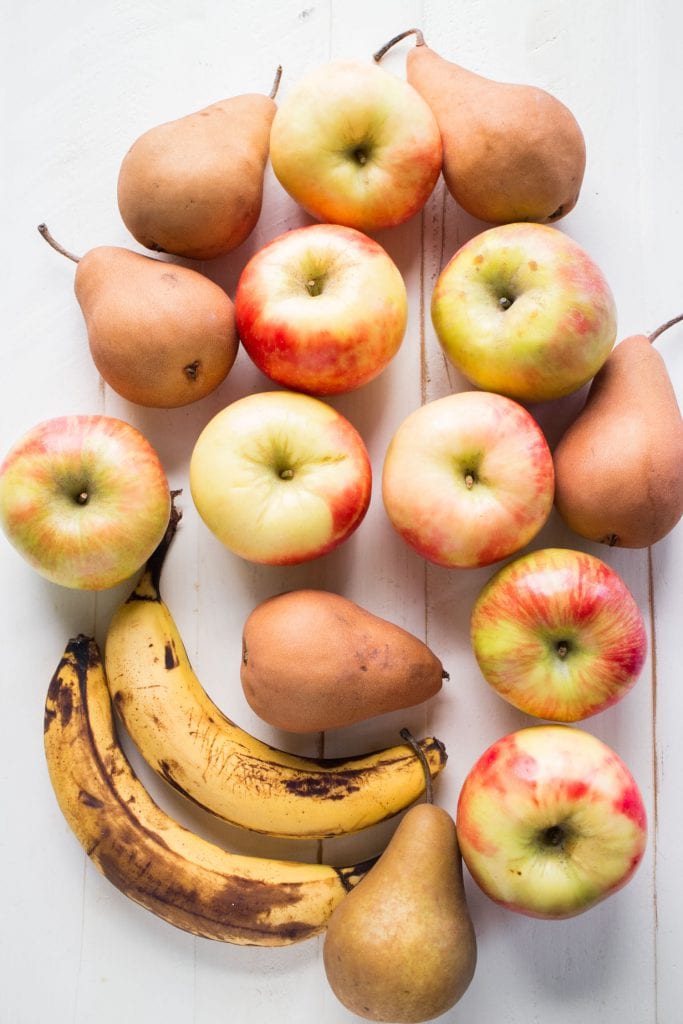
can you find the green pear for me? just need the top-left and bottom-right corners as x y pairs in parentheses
(323, 798), (477, 1022)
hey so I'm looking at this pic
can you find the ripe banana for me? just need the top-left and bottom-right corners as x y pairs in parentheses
(44, 635), (373, 946)
(104, 505), (447, 840)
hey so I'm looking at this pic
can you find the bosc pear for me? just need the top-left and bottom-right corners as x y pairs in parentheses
(553, 314), (683, 547)
(38, 225), (238, 408)
(117, 68), (281, 260)
(323, 735), (477, 1023)
(374, 29), (586, 225)
(240, 589), (446, 732)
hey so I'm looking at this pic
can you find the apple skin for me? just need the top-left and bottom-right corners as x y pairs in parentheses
(189, 391), (372, 565)
(0, 415), (171, 590)
(235, 224), (408, 396)
(471, 548), (647, 721)
(431, 222), (617, 402)
(269, 60), (442, 232)
(381, 391), (554, 569)
(456, 725), (647, 919)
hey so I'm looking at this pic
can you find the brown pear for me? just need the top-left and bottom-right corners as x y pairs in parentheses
(553, 315), (683, 547)
(240, 589), (446, 732)
(38, 225), (238, 408)
(374, 29), (586, 225)
(323, 800), (477, 1022)
(117, 69), (281, 260)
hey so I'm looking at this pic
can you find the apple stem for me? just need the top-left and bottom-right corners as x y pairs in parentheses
(306, 278), (323, 296)
(400, 727), (433, 804)
(37, 223), (81, 264)
(465, 473), (475, 490)
(76, 491), (89, 505)
(648, 312), (683, 344)
(270, 65), (283, 100)
(556, 641), (569, 659)
(372, 28), (424, 63)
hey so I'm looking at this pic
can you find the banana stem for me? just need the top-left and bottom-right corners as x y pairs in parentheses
(648, 312), (683, 344)
(143, 491), (183, 598)
(270, 65), (283, 100)
(373, 28), (424, 63)
(400, 727), (433, 804)
(38, 223), (81, 263)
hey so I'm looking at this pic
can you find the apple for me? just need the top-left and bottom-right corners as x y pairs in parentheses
(235, 224), (408, 396)
(431, 222), (618, 402)
(189, 390), (371, 565)
(381, 391), (554, 569)
(269, 60), (442, 231)
(456, 725), (647, 918)
(470, 547), (647, 721)
(0, 415), (170, 590)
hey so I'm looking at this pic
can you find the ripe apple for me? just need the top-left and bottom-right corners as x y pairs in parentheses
(269, 60), (442, 231)
(456, 725), (647, 918)
(0, 415), (170, 590)
(431, 222), (617, 402)
(235, 224), (408, 396)
(189, 391), (371, 565)
(381, 391), (554, 569)
(470, 547), (647, 721)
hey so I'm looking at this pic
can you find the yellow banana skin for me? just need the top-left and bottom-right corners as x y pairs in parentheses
(44, 635), (373, 946)
(104, 506), (447, 840)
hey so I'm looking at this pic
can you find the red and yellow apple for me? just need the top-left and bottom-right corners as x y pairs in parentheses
(381, 391), (554, 569)
(0, 415), (170, 590)
(189, 391), (371, 565)
(471, 547), (647, 721)
(269, 60), (442, 231)
(431, 223), (618, 402)
(235, 224), (408, 396)
(457, 725), (647, 918)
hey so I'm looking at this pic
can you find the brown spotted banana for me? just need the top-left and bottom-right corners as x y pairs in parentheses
(44, 634), (373, 946)
(104, 505), (447, 840)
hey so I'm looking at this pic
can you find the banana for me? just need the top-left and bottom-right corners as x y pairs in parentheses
(44, 634), (373, 946)
(104, 504), (447, 840)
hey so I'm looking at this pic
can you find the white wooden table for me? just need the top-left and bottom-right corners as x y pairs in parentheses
(2, 2), (681, 1021)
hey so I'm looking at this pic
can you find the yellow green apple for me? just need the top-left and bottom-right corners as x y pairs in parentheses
(189, 391), (371, 565)
(431, 223), (617, 402)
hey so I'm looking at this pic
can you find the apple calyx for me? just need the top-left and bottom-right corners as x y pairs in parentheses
(38, 223), (80, 264)
(538, 823), (572, 851)
(400, 727), (434, 804)
(555, 640), (570, 659)
(372, 27), (425, 64)
(648, 311), (683, 344)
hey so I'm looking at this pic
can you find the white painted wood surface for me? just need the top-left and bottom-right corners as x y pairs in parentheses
(2, 1), (681, 1021)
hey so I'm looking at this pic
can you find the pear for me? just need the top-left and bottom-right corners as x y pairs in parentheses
(374, 29), (586, 225)
(323, 733), (477, 1023)
(117, 68), (281, 260)
(240, 589), (446, 732)
(38, 224), (238, 408)
(553, 314), (683, 547)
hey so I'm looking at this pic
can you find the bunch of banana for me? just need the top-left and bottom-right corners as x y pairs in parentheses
(44, 634), (374, 946)
(104, 504), (447, 840)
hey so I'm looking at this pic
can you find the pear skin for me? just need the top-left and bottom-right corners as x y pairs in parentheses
(240, 589), (445, 732)
(39, 226), (238, 408)
(375, 30), (585, 225)
(553, 328), (683, 547)
(323, 803), (477, 1023)
(117, 72), (280, 260)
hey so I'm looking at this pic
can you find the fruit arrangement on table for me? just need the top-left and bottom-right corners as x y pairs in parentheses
(2, 24), (682, 1024)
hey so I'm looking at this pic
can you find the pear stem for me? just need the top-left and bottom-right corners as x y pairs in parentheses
(372, 28), (425, 63)
(648, 312), (683, 344)
(269, 65), (283, 100)
(38, 223), (81, 264)
(400, 727), (433, 804)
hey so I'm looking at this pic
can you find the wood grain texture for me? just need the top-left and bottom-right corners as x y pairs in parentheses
(1, 1), (680, 1021)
